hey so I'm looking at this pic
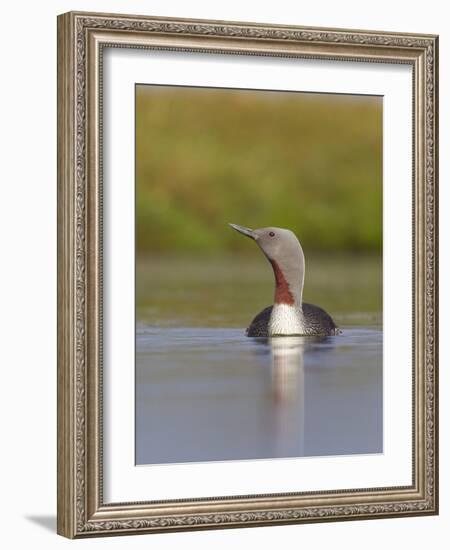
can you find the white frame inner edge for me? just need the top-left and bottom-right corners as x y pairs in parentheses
(103, 48), (412, 503)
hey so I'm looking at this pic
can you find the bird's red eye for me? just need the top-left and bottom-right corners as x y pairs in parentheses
(269, 231), (275, 237)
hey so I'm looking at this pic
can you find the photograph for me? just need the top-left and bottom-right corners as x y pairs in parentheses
(56, 10), (438, 538)
(2, 0), (445, 546)
(135, 85), (383, 465)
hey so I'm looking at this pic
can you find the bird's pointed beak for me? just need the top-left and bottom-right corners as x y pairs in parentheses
(229, 223), (257, 240)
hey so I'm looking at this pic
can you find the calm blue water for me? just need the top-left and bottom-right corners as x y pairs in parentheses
(135, 326), (382, 465)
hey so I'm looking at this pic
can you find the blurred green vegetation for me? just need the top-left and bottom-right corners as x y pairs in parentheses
(136, 86), (382, 254)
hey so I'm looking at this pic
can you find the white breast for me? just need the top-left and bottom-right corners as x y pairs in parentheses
(269, 304), (305, 336)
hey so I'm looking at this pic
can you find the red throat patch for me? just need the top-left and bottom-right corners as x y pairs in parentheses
(269, 259), (295, 305)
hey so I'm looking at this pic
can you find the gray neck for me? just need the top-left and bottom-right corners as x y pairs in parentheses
(283, 249), (305, 306)
(270, 246), (305, 308)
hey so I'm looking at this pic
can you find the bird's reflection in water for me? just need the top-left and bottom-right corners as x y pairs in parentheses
(268, 336), (306, 456)
(270, 336), (306, 402)
(266, 335), (332, 457)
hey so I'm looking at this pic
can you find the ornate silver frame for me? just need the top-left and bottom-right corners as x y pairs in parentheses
(57, 11), (438, 538)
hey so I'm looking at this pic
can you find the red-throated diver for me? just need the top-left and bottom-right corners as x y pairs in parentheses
(229, 223), (339, 337)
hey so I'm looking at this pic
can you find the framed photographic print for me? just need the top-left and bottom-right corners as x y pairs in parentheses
(57, 11), (439, 538)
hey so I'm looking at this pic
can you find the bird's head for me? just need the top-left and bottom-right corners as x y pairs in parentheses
(229, 223), (305, 306)
(228, 223), (303, 264)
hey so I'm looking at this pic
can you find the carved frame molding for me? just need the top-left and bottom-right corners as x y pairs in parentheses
(57, 11), (438, 538)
